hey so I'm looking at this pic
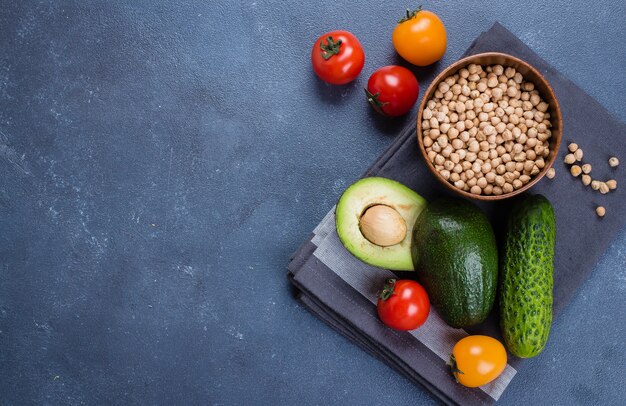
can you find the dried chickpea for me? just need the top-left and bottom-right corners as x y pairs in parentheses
(596, 206), (606, 217)
(591, 180), (601, 190)
(609, 157), (619, 167)
(570, 165), (582, 177)
(564, 154), (576, 164)
(546, 167), (555, 179)
(599, 183), (609, 194)
(536, 158), (546, 169)
(606, 179), (617, 190)
(581, 174), (591, 186)
(574, 149), (583, 161)
(581, 164), (592, 174)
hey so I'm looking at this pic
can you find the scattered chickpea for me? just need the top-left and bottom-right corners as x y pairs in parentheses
(606, 179), (617, 190)
(581, 174), (591, 186)
(596, 206), (606, 217)
(581, 164), (592, 174)
(564, 154), (576, 164)
(546, 167), (555, 179)
(591, 180), (601, 190)
(599, 182), (610, 194)
(609, 157), (619, 167)
(570, 165), (582, 177)
(568, 143), (578, 152)
(574, 149), (584, 161)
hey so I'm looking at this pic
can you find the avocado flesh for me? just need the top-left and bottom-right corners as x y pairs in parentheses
(411, 198), (498, 328)
(335, 177), (426, 271)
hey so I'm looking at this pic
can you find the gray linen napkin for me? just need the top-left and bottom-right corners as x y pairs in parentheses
(288, 22), (626, 405)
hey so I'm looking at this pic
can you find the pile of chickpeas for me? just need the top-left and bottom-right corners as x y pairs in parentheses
(421, 63), (552, 195)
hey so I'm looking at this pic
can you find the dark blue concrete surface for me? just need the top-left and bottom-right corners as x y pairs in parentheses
(1, 1), (625, 404)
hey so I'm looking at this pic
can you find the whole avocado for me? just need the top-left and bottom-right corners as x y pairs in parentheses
(500, 194), (555, 358)
(411, 198), (498, 328)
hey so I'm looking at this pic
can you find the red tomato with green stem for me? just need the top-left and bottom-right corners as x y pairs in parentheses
(377, 278), (430, 330)
(365, 65), (419, 117)
(311, 30), (365, 85)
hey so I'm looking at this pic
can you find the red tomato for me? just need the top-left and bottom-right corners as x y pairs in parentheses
(365, 66), (419, 117)
(311, 30), (365, 85)
(377, 278), (430, 330)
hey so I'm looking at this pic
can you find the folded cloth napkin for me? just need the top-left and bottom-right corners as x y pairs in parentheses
(288, 22), (626, 405)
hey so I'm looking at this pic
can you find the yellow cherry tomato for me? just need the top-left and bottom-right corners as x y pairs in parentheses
(392, 7), (447, 66)
(450, 335), (507, 388)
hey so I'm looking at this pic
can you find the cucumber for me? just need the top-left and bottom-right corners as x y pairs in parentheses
(500, 194), (555, 358)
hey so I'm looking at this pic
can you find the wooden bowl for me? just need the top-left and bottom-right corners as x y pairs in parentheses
(416, 52), (562, 201)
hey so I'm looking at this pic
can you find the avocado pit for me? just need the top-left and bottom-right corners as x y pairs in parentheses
(359, 204), (407, 247)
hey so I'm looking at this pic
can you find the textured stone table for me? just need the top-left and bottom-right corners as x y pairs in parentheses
(1, 1), (624, 404)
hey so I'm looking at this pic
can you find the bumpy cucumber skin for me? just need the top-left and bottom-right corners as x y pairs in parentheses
(500, 194), (555, 358)
(411, 198), (498, 328)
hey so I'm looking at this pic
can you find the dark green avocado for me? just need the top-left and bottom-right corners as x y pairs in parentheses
(411, 198), (498, 328)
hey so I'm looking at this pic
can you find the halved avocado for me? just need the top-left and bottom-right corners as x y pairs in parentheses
(335, 177), (426, 271)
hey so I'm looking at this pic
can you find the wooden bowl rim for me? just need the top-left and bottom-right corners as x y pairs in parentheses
(416, 52), (562, 201)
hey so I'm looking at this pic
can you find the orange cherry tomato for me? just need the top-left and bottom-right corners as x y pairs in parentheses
(450, 335), (507, 387)
(392, 7), (447, 66)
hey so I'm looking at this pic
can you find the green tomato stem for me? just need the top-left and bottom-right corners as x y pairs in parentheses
(320, 36), (342, 60)
(365, 88), (389, 116)
(378, 278), (397, 301)
(398, 5), (423, 24)
(449, 354), (465, 383)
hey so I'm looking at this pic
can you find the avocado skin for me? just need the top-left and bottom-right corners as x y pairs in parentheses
(500, 194), (555, 358)
(411, 198), (498, 328)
